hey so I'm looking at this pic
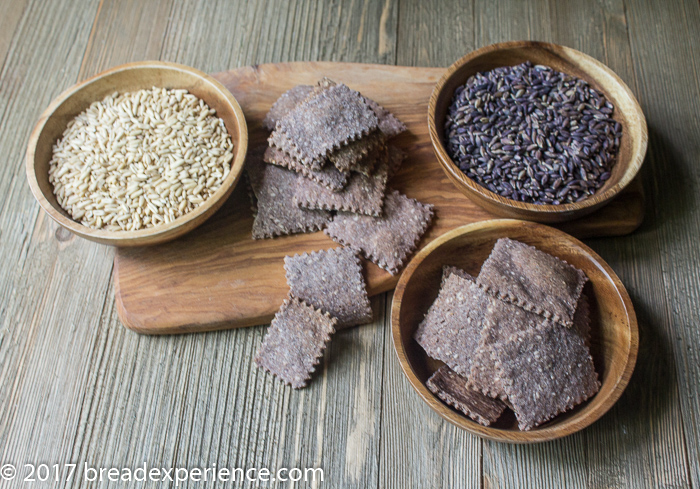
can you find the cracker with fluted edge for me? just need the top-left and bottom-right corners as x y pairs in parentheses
(284, 247), (372, 329)
(263, 85), (315, 131)
(324, 190), (434, 275)
(255, 297), (337, 389)
(263, 145), (348, 192)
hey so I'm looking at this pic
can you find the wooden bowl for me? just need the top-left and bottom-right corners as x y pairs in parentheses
(26, 61), (248, 246)
(427, 41), (647, 223)
(391, 219), (638, 443)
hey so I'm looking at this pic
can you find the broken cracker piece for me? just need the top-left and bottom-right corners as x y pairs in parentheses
(294, 146), (392, 216)
(284, 247), (372, 329)
(328, 131), (385, 173)
(255, 297), (337, 389)
(263, 85), (315, 131)
(324, 190), (434, 275)
(363, 97), (407, 138)
(495, 321), (600, 430)
(271, 83), (379, 168)
(414, 272), (488, 377)
(477, 238), (587, 328)
(426, 366), (506, 426)
(246, 154), (331, 239)
(264, 145), (348, 192)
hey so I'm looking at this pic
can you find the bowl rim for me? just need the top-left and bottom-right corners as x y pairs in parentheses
(25, 60), (249, 245)
(427, 40), (648, 216)
(390, 219), (639, 443)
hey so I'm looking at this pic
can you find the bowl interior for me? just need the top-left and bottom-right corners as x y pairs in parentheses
(430, 42), (646, 218)
(28, 62), (248, 245)
(392, 220), (637, 443)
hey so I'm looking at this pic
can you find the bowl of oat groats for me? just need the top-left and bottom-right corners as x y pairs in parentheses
(427, 41), (647, 223)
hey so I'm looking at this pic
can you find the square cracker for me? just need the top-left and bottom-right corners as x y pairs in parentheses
(426, 366), (506, 426)
(293, 146), (392, 216)
(264, 145), (348, 192)
(271, 83), (379, 168)
(255, 297), (337, 388)
(477, 238), (587, 328)
(495, 321), (600, 430)
(263, 85), (315, 131)
(246, 154), (331, 239)
(414, 272), (489, 377)
(284, 247), (372, 329)
(324, 190), (434, 275)
(467, 295), (547, 400)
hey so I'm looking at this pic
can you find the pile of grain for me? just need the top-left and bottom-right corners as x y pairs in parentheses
(48, 87), (234, 231)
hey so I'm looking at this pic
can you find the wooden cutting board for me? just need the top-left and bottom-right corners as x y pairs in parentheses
(114, 62), (644, 334)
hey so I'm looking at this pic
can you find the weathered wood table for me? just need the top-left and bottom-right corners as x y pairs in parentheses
(1, 1), (698, 487)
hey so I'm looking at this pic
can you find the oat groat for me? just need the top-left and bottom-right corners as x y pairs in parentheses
(495, 321), (600, 430)
(263, 84), (315, 131)
(284, 247), (372, 329)
(246, 154), (331, 239)
(477, 238), (587, 327)
(255, 297), (337, 389)
(270, 83), (379, 169)
(426, 366), (506, 426)
(414, 272), (488, 376)
(324, 190), (434, 275)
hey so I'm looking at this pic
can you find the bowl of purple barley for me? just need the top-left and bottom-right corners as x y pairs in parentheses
(428, 41), (647, 223)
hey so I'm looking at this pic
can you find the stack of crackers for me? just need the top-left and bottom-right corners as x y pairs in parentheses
(247, 78), (435, 275)
(415, 238), (600, 430)
(252, 80), (436, 388)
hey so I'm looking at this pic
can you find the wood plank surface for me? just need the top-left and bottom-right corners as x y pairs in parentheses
(113, 61), (644, 334)
(0, 0), (696, 488)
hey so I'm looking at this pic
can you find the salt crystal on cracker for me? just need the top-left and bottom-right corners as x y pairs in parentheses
(255, 297), (336, 388)
(495, 321), (600, 430)
(263, 85), (315, 131)
(324, 190), (434, 275)
(426, 366), (506, 426)
(477, 238), (587, 328)
(414, 272), (488, 376)
(264, 145), (348, 192)
(246, 154), (331, 239)
(467, 296), (547, 400)
(271, 83), (379, 168)
(294, 146), (392, 216)
(284, 247), (372, 329)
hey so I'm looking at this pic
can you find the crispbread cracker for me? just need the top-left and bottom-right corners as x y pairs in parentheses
(264, 145), (348, 191)
(572, 293), (591, 345)
(263, 85), (315, 131)
(385, 145), (406, 180)
(363, 97), (407, 138)
(414, 273), (488, 377)
(255, 297), (337, 389)
(495, 321), (600, 430)
(284, 247), (372, 329)
(328, 131), (385, 172)
(467, 296), (547, 400)
(441, 265), (473, 285)
(324, 190), (434, 275)
(271, 83), (379, 168)
(294, 147), (392, 216)
(426, 366), (506, 426)
(246, 155), (331, 239)
(477, 238), (587, 328)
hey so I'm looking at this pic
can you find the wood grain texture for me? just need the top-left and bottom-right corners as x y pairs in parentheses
(113, 61), (644, 334)
(0, 0), (697, 488)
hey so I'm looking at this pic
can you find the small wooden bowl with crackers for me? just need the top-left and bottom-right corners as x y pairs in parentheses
(428, 41), (647, 223)
(391, 219), (638, 443)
